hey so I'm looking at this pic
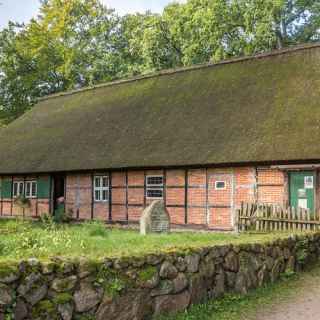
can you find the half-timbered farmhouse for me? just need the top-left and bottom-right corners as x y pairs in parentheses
(0, 43), (320, 230)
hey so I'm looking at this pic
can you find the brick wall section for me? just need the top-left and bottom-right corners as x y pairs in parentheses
(165, 170), (185, 224)
(111, 172), (127, 221)
(256, 168), (286, 205)
(128, 171), (145, 221)
(234, 167), (256, 206)
(187, 169), (207, 225)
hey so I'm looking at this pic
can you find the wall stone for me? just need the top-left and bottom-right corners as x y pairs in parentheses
(0, 233), (319, 319)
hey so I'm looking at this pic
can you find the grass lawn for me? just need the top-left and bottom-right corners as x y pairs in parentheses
(0, 218), (302, 261)
(158, 263), (320, 320)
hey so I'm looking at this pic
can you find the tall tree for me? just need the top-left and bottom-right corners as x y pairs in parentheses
(272, 0), (320, 47)
(0, 23), (35, 123)
(0, 0), (122, 123)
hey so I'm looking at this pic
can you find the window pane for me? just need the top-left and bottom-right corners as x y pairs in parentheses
(26, 182), (31, 197)
(18, 182), (24, 196)
(95, 177), (101, 188)
(13, 183), (18, 197)
(147, 176), (163, 186)
(95, 190), (100, 201)
(102, 176), (109, 187)
(147, 189), (163, 198)
(215, 181), (226, 190)
(102, 190), (108, 201)
(32, 182), (37, 197)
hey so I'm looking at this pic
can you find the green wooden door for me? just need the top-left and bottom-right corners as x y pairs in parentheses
(289, 171), (315, 212)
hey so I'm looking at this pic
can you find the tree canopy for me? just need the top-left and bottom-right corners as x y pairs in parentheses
(0, 0), (319, 124)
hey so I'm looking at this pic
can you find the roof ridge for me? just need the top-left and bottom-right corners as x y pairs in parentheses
(39, 42), (320, 102)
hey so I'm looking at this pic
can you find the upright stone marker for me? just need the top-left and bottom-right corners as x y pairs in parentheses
(140, 200), (170, 235)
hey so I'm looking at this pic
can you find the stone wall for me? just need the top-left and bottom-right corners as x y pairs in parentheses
(1, 233), (319, 320)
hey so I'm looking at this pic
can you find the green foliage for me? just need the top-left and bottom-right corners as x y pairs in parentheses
(138, 266), (158, 282)
(104, 277), (127, 298)
(1, 0), (320, 123)
(32, 300), (58, 319)
(74, 315), (96, 320)
(53, 207), (72, 224)
(52, 293), (73, 305)
(94, 264), (128, 298)
(296, 238), (309, 264)
(85, 221), (109, 238)
(0, 261), (19, 278)
(40, 213), (56, 230)
(0, 0), (123, 123)
(13, 196), (31, 208)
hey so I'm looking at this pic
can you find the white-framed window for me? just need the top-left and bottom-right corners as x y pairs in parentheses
(94, 176), (109, 202)
(25, 181), (37, 198)
(13, 181), (24, 198)
(146, 175), (164, 199)
(215, 181), (226, 190)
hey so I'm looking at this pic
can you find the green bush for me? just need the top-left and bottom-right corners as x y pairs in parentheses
(86, 221), (109, 238)
(53, 207), (72, 224)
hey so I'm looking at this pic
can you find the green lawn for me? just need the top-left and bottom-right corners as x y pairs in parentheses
(0, 218), (300, 261)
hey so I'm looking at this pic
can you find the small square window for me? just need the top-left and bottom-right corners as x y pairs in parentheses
(146, 175), (164, 199)
(215, 181), (226, 190)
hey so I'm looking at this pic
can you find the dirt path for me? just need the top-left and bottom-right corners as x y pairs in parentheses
(253, 267), (320, 320)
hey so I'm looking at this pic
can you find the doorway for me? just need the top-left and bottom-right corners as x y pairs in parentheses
(289, 171), (315, 212)
(207, 173), (233, 229)
(53, 175), (65, 212)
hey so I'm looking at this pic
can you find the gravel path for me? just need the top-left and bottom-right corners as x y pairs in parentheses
(254, 269), (320, 320)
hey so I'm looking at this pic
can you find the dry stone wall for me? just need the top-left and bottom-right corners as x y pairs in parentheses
(1, 233), (320, 320)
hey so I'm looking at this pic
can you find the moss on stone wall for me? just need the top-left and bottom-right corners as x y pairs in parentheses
(0, 232), (320, 320)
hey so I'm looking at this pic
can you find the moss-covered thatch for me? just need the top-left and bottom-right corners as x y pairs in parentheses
(0, 43), (320, 174)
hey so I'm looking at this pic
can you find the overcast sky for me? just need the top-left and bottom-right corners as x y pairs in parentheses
(0, 0), (185, 30)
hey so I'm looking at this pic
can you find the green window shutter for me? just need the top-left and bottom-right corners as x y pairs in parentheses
(2, 179), (12, 198)
(37, 177), (51, 199)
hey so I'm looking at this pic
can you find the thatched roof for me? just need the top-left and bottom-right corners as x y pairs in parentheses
(0, 43), (320, 174)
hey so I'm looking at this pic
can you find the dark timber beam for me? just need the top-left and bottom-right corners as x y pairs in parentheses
(185, 169), (188, 224)
(109, 172), (112, 221)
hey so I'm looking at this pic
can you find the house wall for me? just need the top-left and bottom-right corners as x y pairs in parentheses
(256, 168), (287, 205)
(0, 175), (51, 218)
(63, 166), (287, 230)
(0, 167), (289, 229)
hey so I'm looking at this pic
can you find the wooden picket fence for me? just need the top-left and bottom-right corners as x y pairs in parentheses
(236, 202), (320, 232)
